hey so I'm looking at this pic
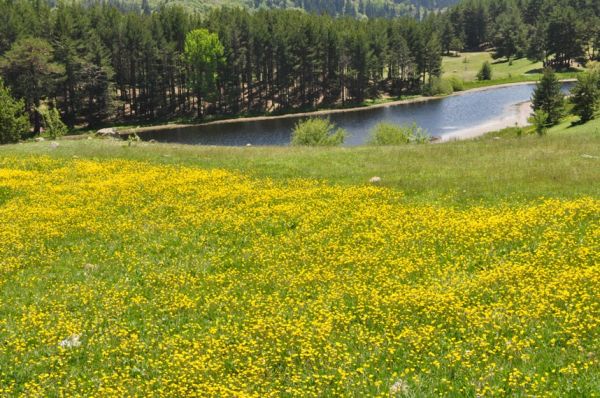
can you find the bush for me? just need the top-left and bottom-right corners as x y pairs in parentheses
(0, 78), (29, 144)
(368, 122), (430, 145)
(448, 77), (464, 92)
(38, 103), (68, 139)
(477, 61), (493, 81)
(291, 118), (347, 146)
(531, 109), (550, 136)
(423, 77), (454, 96)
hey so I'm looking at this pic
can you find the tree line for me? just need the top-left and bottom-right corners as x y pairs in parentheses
(0, 0), (444, 132)
(442, 0), (600, 66)
(2, 0), (600, 141)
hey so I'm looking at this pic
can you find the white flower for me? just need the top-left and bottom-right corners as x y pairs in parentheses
(389, 378), (409, 396)
(59, 335), (82, 349)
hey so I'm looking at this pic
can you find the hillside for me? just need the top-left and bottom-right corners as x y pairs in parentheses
(98, 0), (459, 17)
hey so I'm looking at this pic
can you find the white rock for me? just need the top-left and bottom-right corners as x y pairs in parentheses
(59, 334), (81, 349)
(34, 137), (45, 142)
(50, 142), (59, 149)
(246, 143), (252, 147)
(369, 176), (382, 184)
(96, 128), (119, 138)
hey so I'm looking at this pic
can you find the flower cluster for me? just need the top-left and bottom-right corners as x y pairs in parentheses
(0, 156), (598, 397)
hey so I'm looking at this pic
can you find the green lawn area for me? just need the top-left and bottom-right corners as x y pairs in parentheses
(442, 52), (583, 89)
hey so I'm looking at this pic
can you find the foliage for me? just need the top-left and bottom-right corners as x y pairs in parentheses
(37, 103), (68, 139)
(570, 71), (600, 123)
(368, 122), (410, 145)
(369, 122), (430, 145)
(0, 155), (598, 396)
(184, 28), (224, 118)
(0, 78), (29, 144)
(0, 37), (63, 134)
(531, 109), (550, 136)
(491, 9), (527, 60)
(448, 76), (464, 91)
(532, 68), (565, 125)
(476, 61), (492, 81)
(423, 76), (454, 96)
(291, 118), (347, 146)
(0, 1), (445, 123)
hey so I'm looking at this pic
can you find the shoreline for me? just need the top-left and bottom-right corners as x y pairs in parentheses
(118, 79), (577, 136)
(437, 101), (533, 142)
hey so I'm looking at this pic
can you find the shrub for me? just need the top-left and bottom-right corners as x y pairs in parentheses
(423, 77), (454, 96)
(531, 109), (550, 136)
(477, 61), (493, 81)
(368, 123), (411, 145)
(0, 78), (29, 144)
(291, 118), (347, 146)
(448, 77), (464, 92)
(38, 103), (68, 139)
(369, 122), (430, 145)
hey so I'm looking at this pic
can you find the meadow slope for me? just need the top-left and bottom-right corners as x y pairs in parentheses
(0, 127), (599, 396)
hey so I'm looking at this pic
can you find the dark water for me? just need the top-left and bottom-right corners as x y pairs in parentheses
(138, 82), (574, 146)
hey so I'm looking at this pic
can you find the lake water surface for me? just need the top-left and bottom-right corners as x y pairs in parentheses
(138, 82), (574, 146)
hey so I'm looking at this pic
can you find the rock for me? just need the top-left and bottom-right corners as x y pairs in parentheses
(84, 263), (98, 271)
(581, 154), (599, 159)
(493, 136), (501, 140)
(149, 139), (157, 143)
(34, 137), (45, 142)
(369, 176), (382, 184)
(58, 334), (81, 349)
(96, 127), (119, 138)
(246, 143), (252, 147)
(50, 142), (59, 149)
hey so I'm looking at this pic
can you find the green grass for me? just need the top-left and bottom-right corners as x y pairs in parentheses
(1, 117), (599, 396)
(442, 52), (582, 89)
(3, 118), (599, 206)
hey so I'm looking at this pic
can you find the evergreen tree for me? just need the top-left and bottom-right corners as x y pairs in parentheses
(477, 61), (492, 80)
(532, 68), (564, 125)
(0, 38), (63, 134)
(0, 78), (30, 144)
(571, 72), (600, 123)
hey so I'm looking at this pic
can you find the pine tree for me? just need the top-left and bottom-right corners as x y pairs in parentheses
(0, 78), (30, 144)
(0, 38), (63, 134)
(532, 68), (565, 125)
(571, 72), (600, 123)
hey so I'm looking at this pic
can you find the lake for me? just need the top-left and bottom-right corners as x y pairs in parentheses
(136, 82), (574, 146)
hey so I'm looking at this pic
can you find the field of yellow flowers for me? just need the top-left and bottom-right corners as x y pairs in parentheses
(0, 154), (598, 397)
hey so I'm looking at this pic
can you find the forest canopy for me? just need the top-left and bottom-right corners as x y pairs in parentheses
(0, 0), (599, 133)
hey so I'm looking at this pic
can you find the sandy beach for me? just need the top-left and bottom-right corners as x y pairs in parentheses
(437, 101), (533, 142)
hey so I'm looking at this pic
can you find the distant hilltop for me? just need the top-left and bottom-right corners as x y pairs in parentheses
(68, 0), (460, 18)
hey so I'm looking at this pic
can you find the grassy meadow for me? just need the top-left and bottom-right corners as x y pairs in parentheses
(442, 52), (582, 89)
(0, 123), (599, 396)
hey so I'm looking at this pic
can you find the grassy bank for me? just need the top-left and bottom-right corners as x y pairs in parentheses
(5, 121), (600, 205)
(0, 125), (598, 396)
(442, 52), (582, 89)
